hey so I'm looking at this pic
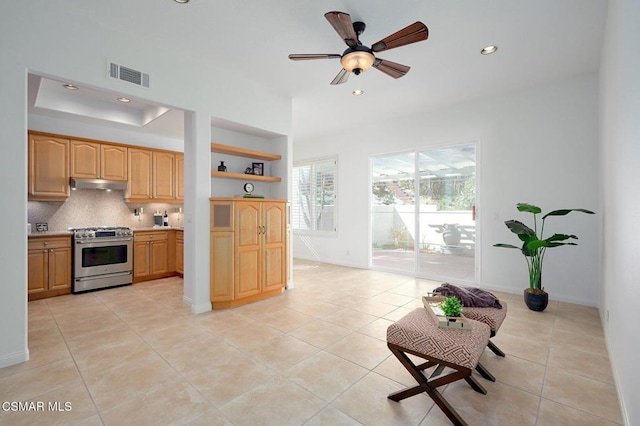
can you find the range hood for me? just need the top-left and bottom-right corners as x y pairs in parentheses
(69, 177), (128, 191)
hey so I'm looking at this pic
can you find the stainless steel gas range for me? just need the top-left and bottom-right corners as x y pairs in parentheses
(71, 226), (133, 293)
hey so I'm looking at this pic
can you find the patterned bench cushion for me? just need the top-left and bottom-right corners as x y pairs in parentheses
(462, 301), (508, 332)
(387, 308), (490, 369)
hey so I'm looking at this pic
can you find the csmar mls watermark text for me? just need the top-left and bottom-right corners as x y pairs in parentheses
(2, 401), (72, 412)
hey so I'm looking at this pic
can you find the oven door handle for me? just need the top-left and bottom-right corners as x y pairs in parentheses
(74, 271), (133, 282)
(75, 238), (132, 244)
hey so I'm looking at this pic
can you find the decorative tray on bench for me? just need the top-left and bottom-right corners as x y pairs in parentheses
(422, 294), (472, 330)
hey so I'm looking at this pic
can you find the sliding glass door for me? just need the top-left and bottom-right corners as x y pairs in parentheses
(371, 143), (476, 283)
(371, 153), (416, 273)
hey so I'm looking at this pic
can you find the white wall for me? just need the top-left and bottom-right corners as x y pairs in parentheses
(599, 0), (640, 424)
(0, 1), (291, 368)
(293, 73), (600, 306)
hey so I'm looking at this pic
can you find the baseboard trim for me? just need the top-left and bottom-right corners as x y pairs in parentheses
(191, 301), (212, 315)
(0, 348), (29, 369)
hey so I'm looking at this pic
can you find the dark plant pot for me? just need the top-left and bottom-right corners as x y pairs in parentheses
(523, 289), (548, 312)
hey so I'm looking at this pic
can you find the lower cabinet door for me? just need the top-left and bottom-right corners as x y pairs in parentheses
(28, 250), (48, 294)
(150, 240), (168, 275)
(49, 247), (71, 290)
(211, 232), (234, 301)
(235, 249), (260, 299)
(134, 242), (150, 278)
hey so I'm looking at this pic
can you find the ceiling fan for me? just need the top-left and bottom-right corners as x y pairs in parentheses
(289, 11), (429, 85)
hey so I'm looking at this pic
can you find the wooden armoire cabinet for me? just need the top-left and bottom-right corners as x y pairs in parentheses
(210, 198), (287, 309)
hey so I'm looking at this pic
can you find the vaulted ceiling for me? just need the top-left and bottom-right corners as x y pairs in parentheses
(28, 0), (608, 141)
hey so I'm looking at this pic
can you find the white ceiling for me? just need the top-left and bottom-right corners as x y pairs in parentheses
(28, 0), (608, 142)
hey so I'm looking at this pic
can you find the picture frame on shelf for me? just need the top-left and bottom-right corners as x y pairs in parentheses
(252, 162), (264, 176)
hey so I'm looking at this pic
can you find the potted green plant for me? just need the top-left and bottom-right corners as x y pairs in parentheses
(440, 296), (463, 318)
(494, 203), (595, 311)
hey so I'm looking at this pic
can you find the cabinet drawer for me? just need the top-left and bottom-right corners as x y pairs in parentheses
(134, 231), (168, 242)
(176, 231), (184, 242)
(28, 237), (71, 250)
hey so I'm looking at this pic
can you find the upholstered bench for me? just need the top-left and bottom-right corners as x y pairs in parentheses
(433, 284), (508, 358)
(386, 308), (491, 426)
(462, 302), (508, 357)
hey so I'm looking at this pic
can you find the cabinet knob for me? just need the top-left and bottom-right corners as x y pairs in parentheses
(44, 242), (48, 246)
(43, 250), (47, 253)
(50, 249), (54, 253)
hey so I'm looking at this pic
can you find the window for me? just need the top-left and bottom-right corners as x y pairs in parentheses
(292, 157), (337, 233)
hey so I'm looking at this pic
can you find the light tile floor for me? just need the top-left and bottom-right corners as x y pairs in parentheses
(0, 260), (623, 425)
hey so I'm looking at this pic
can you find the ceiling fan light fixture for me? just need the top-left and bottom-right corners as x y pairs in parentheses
(340, 50), (375, 74)
(481, 45), (498, 55)
(63, 84), (78, 90)
(117, 97), (131, 103)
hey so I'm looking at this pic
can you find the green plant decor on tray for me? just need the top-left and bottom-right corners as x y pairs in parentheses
(494, 203), (595, 294)
(440, 296), (463, 317)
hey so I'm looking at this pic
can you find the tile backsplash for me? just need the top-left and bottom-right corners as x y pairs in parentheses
(28, 189), (184, 231)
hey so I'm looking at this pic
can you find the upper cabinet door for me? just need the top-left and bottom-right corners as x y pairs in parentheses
(127, 148), (152, 199)
(235, 201), (261, 249)
(175, 154), (184, 200)
(70, 141), (100, 179)
(153, 152), (175, 199)
(29, 135), (70, 200)
(101, 145), (128, 181)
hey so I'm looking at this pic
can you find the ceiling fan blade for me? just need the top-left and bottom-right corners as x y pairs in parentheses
(372, 58), (411, 79)
(371, 22), (429, 52)
(289, 54), (341, 61)
(330, 69), (349, 85)
(324, 11), (358, 48)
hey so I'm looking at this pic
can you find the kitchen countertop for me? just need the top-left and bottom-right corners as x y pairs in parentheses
(133, 227), (184, 232)
(27, 228), (184, 237)
(28, 231), (73, 238)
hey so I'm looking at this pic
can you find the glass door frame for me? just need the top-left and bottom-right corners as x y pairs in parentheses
(369, 141), (480, 285)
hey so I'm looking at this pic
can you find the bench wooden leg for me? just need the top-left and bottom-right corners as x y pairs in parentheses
(387, 343), (485, 426)
(487, 340), (506, 357)
(475, 361), (496, 382)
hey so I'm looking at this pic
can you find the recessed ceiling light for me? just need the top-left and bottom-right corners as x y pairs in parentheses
(63, 84), (78, 90)
(481, 45), (498, 55)
(352, 89), (364, 96)
(173, 0), (189, 3)
(117, 97), (131, 103)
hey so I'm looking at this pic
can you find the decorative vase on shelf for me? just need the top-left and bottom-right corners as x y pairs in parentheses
(218, 161), (227, 172)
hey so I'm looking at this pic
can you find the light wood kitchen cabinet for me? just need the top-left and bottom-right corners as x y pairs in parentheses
(210, 198), (287, 309)
(126, 148), (182, 203)
(70, 141), (127, 181)
(175, 154), (184, 201)
(133, 231), (169, 282)
(28, 236), (71, 301)
(101, 144), (128, 181)
(153, 151), (175, 199)
(176, 230), (184, 275)
(28, 134), (70, 201)
(127, 148), (153, 200)
(210, 231), (234, 302)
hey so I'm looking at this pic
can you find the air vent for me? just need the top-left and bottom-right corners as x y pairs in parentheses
(108, 61), (150, 88)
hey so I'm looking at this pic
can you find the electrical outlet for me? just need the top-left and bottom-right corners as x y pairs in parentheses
(35, 223), (48, 232)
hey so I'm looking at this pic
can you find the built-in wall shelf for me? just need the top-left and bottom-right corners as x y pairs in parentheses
(210, 143), (281, 161)
(210, 171), (281, 182)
